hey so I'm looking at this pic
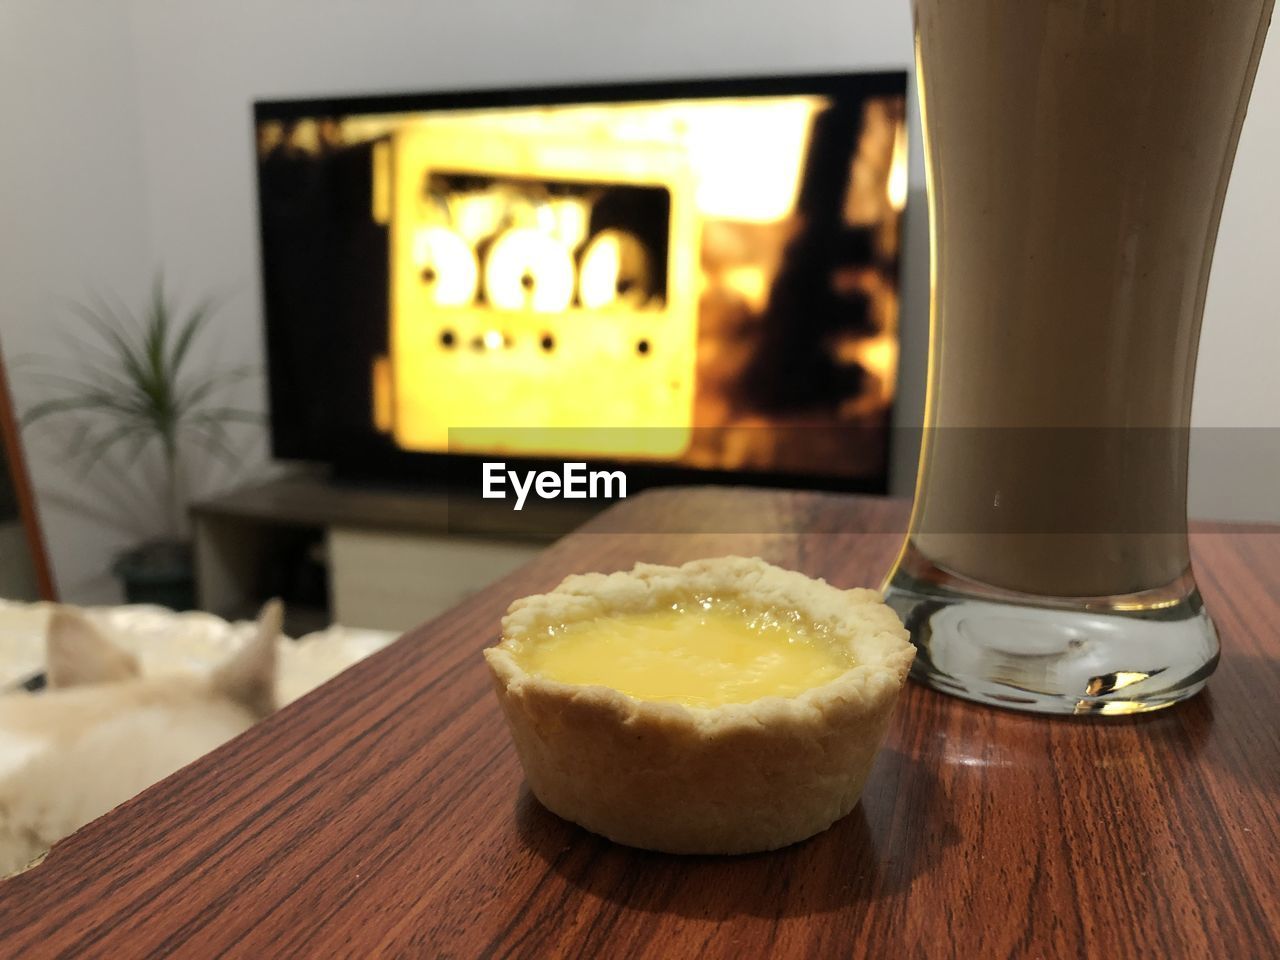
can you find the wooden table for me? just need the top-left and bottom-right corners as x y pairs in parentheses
(3, 489), (1278, 958)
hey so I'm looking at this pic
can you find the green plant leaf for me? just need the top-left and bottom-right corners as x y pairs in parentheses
(73, 423), (152, 479)
(26, 272), (265, 541)
(175, 365), (257, 412)
(22, 394), (123, 427)
(69, 298), (149, 390)
(42, 344), (141, 398)
(25, 376), (154, 428)
(28, 368), (140, 403)
(82, 291), (145, 358)
(185, 421), (242, 471)
(169, 296), (220, 378)
(186, 406), (264, 426)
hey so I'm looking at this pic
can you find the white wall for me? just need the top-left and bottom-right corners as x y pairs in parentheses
(0, 0), (154, 601)
(115, 0), (1280, 522)
(1, 0), (1276, 601)
(120, 0), (924, 445)
(1188, 28), (1280, 521)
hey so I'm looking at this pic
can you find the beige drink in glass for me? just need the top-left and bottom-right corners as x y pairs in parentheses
(884, 0), (1274, 714)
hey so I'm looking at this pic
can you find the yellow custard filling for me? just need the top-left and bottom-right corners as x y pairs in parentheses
(516, 600), (852, 708)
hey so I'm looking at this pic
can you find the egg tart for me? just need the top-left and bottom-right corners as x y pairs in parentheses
(484, 556), (914, 854)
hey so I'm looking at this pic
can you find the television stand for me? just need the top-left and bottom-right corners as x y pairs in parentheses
(190, 470), (599, 632)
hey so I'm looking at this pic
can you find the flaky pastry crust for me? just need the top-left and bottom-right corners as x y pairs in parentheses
(484, 556), (914, 854)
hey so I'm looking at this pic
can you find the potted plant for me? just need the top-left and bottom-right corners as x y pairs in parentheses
(21, 276), (259, 609)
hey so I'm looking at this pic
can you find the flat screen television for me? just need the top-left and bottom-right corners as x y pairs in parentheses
(254, 72), (909, 494)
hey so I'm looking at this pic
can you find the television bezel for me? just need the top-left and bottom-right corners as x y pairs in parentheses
(253, 70), (910, 497)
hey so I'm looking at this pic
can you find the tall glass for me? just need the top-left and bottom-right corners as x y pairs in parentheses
(885, 0), (1275, 714)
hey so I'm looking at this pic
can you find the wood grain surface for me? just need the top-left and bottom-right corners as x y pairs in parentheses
(2, 488), (1277, 959)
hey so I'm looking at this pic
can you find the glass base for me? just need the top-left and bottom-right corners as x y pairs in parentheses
(883, 565), (1219, 716)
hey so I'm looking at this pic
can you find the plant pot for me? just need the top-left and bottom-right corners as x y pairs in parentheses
(112, 539), (196, 611)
